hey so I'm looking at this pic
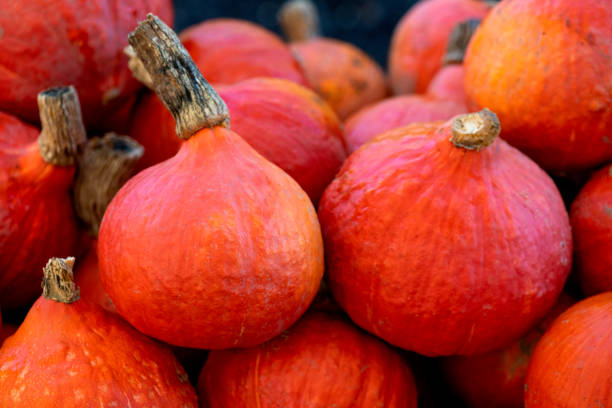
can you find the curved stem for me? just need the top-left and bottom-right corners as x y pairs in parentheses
(278, 0), (320, 42)
(443, 19), (481, 65)
(37, 86), (87, 166)
(450, 109), (500, 150)
(42, 257), (79, 304)
(128, 14), (229, 140)
(73, 133), (144, 236)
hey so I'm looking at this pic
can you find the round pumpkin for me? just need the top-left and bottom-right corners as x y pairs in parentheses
(388, 0), (491, 94)
(442, 294), (574, 408)
(525, 292), (612, 407)
(318, 109), (572, 356)
(0, 87), (86, 308)
(344, 95), (466, 153)
(0, 257), (198, 407)
(99, 15), (323, 349)
(180, 18), (308, 87)
(278, 0), (387, 120)
(464, 0), (612, 171)
(0, 0), (173, 131)
(570, 163), (612, 296)
(129, 77), (346, 203)
(426, 19), (481, 104)
(199, 312), (418, 407)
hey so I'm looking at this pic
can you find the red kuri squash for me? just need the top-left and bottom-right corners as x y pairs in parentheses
(388, 0), (491, 94)
(199, 312), (418, 407)
(318, 109), (572, 356)
(570, 163), (612, 295)
(0, 0), (173, 131)
(0, 87), (85, 308)
(129, 77), (347, 203)
(525, 292), (612, 407)
(0, 257), (198, 407)
(464, 0), (612, 171)
(99, 15), (324, 349)
(278, 0), (387, 119)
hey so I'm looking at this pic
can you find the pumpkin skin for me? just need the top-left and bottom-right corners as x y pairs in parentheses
(99, 126), (324, 349)
(426, 64), (466, 104)
(198, 312), (418, 408)
(525, 292), (612, 407)
(570, 164), (612, 296)
(442, 294), (574, 408)
(0, 0), (173, 131)
(388, 0), (490, 94)
(180, 19), (308, 87)
(344, 95), (466, 153)
(318, 113), (572, 356)
(0, 260), (198, 407)
(129, 78), (347, 203)
(75, 245), (116, 313)
(465, 0), (612, 171)
(0, 112), (79, 308)
(290, 39), (387, 120)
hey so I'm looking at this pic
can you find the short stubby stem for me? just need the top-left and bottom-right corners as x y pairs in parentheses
(450, 108), (501, 150)
(278, 0), (320, 42)
(443, 19), (481, 65)
(42, 257), (79, 304)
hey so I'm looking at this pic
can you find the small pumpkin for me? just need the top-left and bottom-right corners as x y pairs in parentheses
(442, 294), (574, 408)
(99, 15), (324, 349)
(525, 292), (612, 407)
(464, 0), (612, 171)
(388, 0), (491, 94)
(318, 109), (572, 356)
(0, 257), (198, 406)
(179, 18), (308, 87)
(129, 77), (346, 203)
(426, 19), (480, 104)
(199, 312), (418, 407)
(570, 163), (612, 295)
(278, 0), (387, 119)
(0, 87), (86, 308)
(344, 95), (466, 153)
(0, 0), (173, 131)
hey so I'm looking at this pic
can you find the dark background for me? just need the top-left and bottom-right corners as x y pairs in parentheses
(173, 0), (420, 68)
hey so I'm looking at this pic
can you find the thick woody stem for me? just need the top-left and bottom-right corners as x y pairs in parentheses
(124, 45), (155, 90)
(41, 257), (79, 304)
(128, 14), (229, 139)
(73, 133), (144, 236)
(37, 86), (87, 166)
(450, 108), (500, 151)
(278, 0), (320, 42)
(443, 19), (481, 65)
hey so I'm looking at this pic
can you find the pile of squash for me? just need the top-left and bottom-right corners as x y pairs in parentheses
(0, 0), (610, 406)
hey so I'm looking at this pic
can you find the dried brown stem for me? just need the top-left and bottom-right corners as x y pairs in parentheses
(125, 45), (155, 90)
(41, 257), (79, 304)
(450, 109), (500, 151)
(442, 19), (481, 66)
(278, 0), (320, 42)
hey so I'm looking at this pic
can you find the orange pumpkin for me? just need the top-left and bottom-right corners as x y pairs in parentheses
(389, 0), (491, 94)
(525, 293), (612, 407)
(0, 257), (198, 407)
(99, 15), (323, 349)
(199, 312), (418, 407)
(278, 0), (387, 119)
(464, 0), (612, 171)
(318, 109), (572, 356)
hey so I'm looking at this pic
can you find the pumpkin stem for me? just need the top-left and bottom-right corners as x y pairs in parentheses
(278, 0), (320, 43)
(450, 108), (500, 150)
(37, 86), (87, 166)
(443, 19), (481, 66)
(73, 133), (144, 236)
(41, 257), (80, 304)
(124, 45), (154, 90)
(128, 14), (230, 139)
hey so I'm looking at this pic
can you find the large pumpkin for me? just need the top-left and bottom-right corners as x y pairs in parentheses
(129, 77), (346, 203)
(525, 292), (612, 407)
(0, 257), (198, 407)
(318, 109), (572, 356)
(99, 15), (323, 349)
(464, 0), (612, 171)
(0, 87), (85, 308)
(0, 0), (173, 131)
(388, 0), (491, 94)
(199, 312), (418, 407)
